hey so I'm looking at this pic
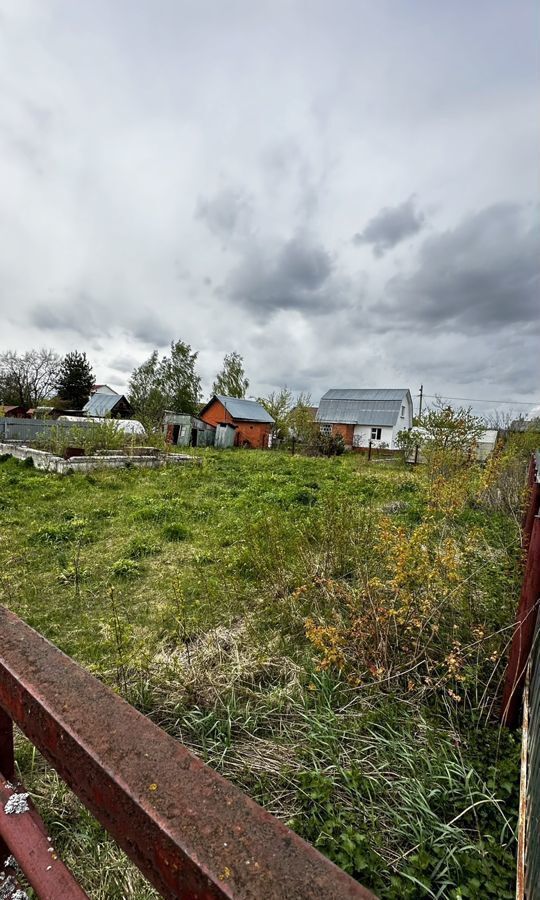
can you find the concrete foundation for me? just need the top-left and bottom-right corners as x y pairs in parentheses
(0, 443), (196, 473)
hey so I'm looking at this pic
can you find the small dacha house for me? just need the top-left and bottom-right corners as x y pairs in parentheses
(82, 392), (133, 419)
(316, 388), (413, 449)
(199, 395), (274, 449)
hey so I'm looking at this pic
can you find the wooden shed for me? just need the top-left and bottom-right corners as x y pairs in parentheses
(0, 405), (28, 419)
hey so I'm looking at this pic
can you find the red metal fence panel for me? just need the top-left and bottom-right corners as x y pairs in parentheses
(0, 775), (90, 899)
(0, 606), (375, 900)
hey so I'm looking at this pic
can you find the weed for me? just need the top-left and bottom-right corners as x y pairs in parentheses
(111, 559), (143, 579)
(0, 448), (527, 897)
(162, 523), (191, 542)
(126, 537), (160, 559)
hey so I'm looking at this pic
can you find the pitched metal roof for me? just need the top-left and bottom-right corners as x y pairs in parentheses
(214, 395), (274, 424)
(83, 393), (128, 417)
(322, 389), (409, 402)
(316, 388), (411, 427)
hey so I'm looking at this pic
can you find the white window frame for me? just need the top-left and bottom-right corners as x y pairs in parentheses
(400, 405), (405, 418)
(320, 423), (332, 436)
(371, 427), (382, 440)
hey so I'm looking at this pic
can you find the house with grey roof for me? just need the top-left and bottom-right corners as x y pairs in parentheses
(199, 395), (274, 449)
(316, 388), (413, 449)
(82, 392), (133, 419)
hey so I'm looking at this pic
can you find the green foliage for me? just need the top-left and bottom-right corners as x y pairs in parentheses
(126, 537), (160, 559)
(111, 558), (143, 579)
(56, 351), (94, 410)
(212, 351), (249, 398)
(162, 522), (191, 541)
(128, 340), (202, 429)
(0, 450), (523, 898)
(288, 392), (318, 444)
(35, 420), (127, 456)
(409, 402), (486, 477)
(309, 430), (345, 456)
(395, 427), (417, 462)
(259, 387), (293, 439)
(414, 402), (485, 452)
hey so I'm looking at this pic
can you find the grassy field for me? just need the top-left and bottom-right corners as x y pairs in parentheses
(0, 447), (525, 898)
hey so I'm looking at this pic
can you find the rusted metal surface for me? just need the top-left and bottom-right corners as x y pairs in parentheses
(501, 453), (540, 728)
(0, 708), (14, 864)
(523, 453), (540, 550)
(0, 709), (14, 785)
(516, 664), (529, 900)
(0, 606), (376, 900)
(0, 772), (89, 899)
(524, 611), (540, 899)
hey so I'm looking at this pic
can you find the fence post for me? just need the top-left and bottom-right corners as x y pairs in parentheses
(368, 440), (372, 461)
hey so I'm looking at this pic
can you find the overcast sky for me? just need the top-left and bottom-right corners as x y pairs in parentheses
(1, 0), (538, 416)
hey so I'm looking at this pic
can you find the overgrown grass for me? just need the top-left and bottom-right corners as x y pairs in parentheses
(0, 447), (526, 898)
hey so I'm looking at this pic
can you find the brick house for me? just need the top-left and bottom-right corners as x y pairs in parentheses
(199, 395), (274, 449)
(316, 389), (413, 449)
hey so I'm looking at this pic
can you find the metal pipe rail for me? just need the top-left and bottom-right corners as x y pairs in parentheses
(0, 606), (375, 899)
(501, 452), (540, 728)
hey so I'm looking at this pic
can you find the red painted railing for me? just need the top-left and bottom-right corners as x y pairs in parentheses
(0, 606), (375, 899)
(501, 452), (540, 728)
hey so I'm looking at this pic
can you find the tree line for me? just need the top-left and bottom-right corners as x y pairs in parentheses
(0, 349), (93, 410)
(0, 344), (316, 438)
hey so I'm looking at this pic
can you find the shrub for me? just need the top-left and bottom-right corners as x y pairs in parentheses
(306, 431), (346, 457)
(34, 420), (128, 457)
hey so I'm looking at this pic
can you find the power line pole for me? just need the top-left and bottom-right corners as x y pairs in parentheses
(414, 385), (423, 466)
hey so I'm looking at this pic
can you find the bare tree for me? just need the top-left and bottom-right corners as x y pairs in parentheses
(0, 348), (61, 407)
(483, 408), (520, 430)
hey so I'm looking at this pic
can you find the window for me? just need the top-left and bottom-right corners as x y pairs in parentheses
(371, 427), (382, 440)
(400, 405), (405, 418)
(320, 424), (332, 436)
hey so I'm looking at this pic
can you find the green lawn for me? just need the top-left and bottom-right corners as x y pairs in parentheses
(0, 449), (522, 898)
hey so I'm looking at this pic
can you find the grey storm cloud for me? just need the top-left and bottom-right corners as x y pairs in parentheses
(196, 188), (253, 241)
(227, 235), (336, 316)
(31, 300), (172, 348)
(130, 315), (173, 347)
(31, 297), (105, 339)
(384, 203), (540, 332)
(1, 1), (538, 408)
(354, 197), (426, 256)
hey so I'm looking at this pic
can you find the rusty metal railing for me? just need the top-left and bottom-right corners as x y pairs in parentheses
(0, 606), (375, 899)
(500, 452), (540, 899)
(501, 452), (540, 728)
(518, 618), (540, 900)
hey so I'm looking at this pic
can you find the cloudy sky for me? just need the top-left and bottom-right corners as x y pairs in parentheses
(1, 0), (538, 416)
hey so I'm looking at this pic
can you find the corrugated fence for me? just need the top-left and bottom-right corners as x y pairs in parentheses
(0, 417), (93, 443)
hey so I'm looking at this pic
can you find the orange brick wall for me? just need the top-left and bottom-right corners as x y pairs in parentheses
(200, 399), (272, 449)
(331, 423), (354, 446)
